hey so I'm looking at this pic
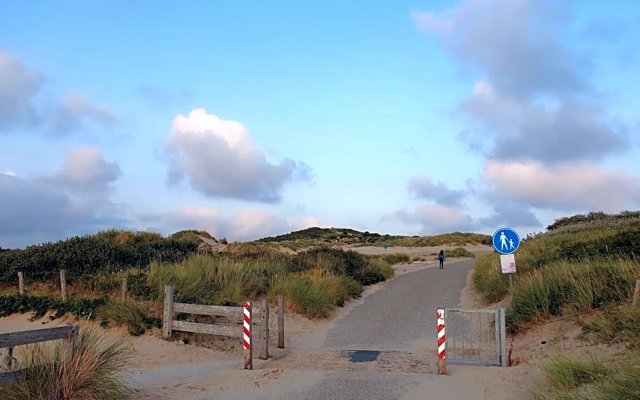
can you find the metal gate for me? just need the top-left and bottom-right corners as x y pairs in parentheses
(444, 308), (507, 367)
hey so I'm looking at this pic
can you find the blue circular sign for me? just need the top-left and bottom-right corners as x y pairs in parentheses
(492, 228), (520, 255)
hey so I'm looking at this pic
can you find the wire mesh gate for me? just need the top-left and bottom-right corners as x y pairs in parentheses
(444, 308), (507, 367)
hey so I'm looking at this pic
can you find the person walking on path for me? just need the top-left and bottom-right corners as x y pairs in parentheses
(438, 249), (445, 269)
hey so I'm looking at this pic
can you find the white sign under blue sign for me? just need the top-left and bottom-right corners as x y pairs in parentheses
(492, 228), (520, 255)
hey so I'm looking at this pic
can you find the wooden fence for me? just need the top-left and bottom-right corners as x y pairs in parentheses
(0, 324), (79, 385)
(12, 270), (129, 301)
(162, 285), (285, 369)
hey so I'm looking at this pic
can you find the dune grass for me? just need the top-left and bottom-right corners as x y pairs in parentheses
(146, 250), (390, 318)
(5, 327), (133, 400)
(472, 253), (508, 303)
(506, 259), (639, 330)
(473, 212), (640, 328)
(98, 300), (148, 336)
(534, 352), (640, 400)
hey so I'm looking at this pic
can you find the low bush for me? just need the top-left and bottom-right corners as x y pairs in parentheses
(472, 254), (508, 304)
(5, 327), (133, 400)
(381, 253), (410, 265)
(0, 295), (106, 320)
(445, 247), (475, 258)
(0, 230), (199, 283)
(98, 300), (148, 336)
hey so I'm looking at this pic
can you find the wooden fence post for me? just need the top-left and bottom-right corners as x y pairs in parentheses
(121, 278), (128, 302)
(278, 295), (284, 348)
(259, 298), (269, 360)
(633, 279), (640, 306)
(17, 271), (24, 295)
(60, 269), (67, 301)
(163, 285), (174, 339)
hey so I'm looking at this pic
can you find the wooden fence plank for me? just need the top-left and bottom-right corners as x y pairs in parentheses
(633, 279), (640, 306)
(0, 369), (21, 385)
(0, 324), (77, 348)
(173, 303), (243, 320)
(171, 320), (242, 338)
(259, 298), (269, 359)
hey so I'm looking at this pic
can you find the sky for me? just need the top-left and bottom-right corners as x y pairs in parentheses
(1, 0), (639, 248)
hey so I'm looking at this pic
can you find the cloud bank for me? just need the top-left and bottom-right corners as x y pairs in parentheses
(166, 108), (311, 202)
(0, 147), (125, 248)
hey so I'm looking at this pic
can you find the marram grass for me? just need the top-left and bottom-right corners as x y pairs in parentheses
(5, 326), (133, 400)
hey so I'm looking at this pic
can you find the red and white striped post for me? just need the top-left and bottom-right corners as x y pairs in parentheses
(243, 302), (252, 370)
(437, 307), (446, 375)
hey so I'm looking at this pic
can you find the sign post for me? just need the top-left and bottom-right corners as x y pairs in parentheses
(492, 228), (520, 293)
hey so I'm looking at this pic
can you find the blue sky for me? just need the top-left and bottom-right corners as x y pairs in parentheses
(1, 0), (639, 248)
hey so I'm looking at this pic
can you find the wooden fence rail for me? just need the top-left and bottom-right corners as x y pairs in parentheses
(0, 324), (79, 385)
(162, 285), (285, 369)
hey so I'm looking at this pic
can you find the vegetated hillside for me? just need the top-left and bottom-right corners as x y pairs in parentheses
(474, 210), (640, 328)
(0, 229), (207, 283)
(257, 227), (491, 249)
(474, 211), (640, 399)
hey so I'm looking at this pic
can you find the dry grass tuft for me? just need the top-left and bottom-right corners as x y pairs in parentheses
(5, 326), (133, 400)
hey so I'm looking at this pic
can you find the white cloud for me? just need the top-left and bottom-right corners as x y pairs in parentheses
(384, 203), (476, 234)
(0, 149), (126, 248)
(413, 0), (627, 163)
(483, 159), (640, 212)
(166, 108), (311, 202)
(226, 209), (290, 241)
(407, 175), (465, 206)
(0, 50), (118, 135)
(460, 82), (625, 163)
(54, 146), (121, 192)
(292, 216), (328, 231)
(141, 206), (294, 242)
(412, 0), (583, 97)
(50, 92), (118, 134)
(0, 50), (43, 130)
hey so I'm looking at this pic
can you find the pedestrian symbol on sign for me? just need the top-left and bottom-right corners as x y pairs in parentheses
(492, 228), (520, 255)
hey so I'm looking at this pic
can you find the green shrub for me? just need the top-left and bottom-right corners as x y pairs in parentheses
(5, 327), (133, 400)
(98, 300), (148, 336)
(445, 247), (475, 258)
(0, 230), (199, 283)
(542, 356), (609, 389)
(472, 253), (508, 304)
(0, 295), (106, 320)
(381, 253), (410, 265)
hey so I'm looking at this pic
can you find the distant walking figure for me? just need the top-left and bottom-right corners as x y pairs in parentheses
(500, 231), (508, 251)
(438, 250), (445, 269)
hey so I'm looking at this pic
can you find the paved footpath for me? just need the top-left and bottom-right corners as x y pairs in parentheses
(267, 259), (476, 400)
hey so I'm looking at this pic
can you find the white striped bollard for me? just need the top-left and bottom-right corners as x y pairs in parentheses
(243, 302), (252, 370)
(437, 307), (446, 375)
